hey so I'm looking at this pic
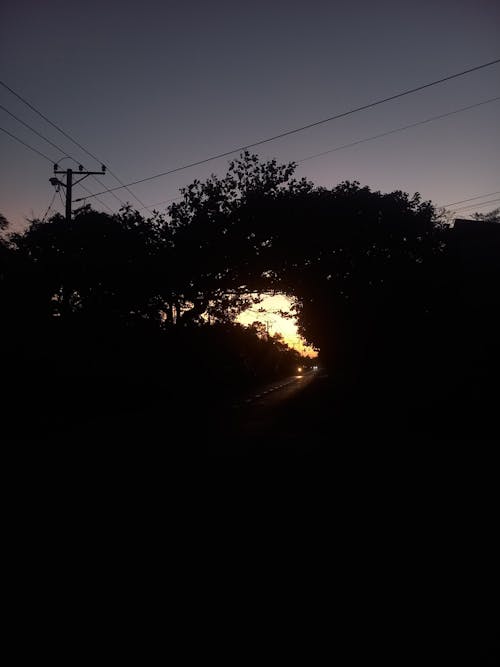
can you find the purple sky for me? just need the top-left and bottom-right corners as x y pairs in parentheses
(1, 0), (499, 234)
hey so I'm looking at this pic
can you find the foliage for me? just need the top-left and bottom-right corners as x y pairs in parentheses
(472, 207), (500, 223)
(10, 205), (169, 323)
(265, 181), (442, 376)
(0, 212), (9, 231)
(165, 151), (313, 323)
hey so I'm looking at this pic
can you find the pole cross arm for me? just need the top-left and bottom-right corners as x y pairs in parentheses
(53, 169), (106, 175)
(50, 166), (106, 223)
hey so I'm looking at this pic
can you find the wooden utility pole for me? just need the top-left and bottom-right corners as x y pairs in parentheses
(50, 163), (106, 223)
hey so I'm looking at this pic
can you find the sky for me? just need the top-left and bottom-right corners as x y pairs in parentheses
(236, 294), (318, 358)
(1, 0), (499, 352)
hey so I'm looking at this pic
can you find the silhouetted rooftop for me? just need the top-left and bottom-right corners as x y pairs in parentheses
(453, 218), (499, 230)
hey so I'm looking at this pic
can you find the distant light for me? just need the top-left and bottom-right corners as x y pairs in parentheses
(297, 366), (302, 372)
(313, 365), (318, 370)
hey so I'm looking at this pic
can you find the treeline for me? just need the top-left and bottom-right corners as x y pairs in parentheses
(1, 152), (499, 440)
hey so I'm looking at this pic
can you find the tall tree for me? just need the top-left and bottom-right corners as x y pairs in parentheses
(165, 151), (312, 325)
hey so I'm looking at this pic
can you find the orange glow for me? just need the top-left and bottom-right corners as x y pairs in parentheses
(237, 294), (318, 358)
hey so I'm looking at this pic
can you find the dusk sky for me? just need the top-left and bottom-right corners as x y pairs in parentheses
(1, 0), (499, 235)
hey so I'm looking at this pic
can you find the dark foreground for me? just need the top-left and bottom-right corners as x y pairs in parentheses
(4, 364), (497, 456)
(4, 368), (497, 665)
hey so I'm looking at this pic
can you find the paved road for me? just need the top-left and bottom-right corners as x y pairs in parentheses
(206, 368), (332, 456)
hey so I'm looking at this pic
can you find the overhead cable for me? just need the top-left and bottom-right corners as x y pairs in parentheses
(41, 189), (59, 222)
(0, 103), (125, 209)
(0, 125), (53, 162)
(138, 97), (500, 212)
(297, 96), (500, 163)
(0, 79), (149, 210)
(68, 56), (500, 200)
(452, 197), (500, 213)
(440, 190), (500, 207)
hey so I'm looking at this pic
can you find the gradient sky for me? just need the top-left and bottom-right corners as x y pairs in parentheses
(1, 0), (499, 234)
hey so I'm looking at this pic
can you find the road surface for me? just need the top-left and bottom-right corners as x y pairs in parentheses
(205, 368), (332, 455)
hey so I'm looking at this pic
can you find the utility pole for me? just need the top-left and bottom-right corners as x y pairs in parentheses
(50, 163), (106, 223)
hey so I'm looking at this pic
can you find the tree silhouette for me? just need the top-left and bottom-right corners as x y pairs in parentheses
(269, 182), (443, 385)
(440, 216), (500, 413)
(4, 154), (498, 442)
(472, 207), (500, 223)
(11, 205), (167, 324)
(165, 151), (312, 325)
(160, 157), (447, 393)
(0, 212), (8, 232)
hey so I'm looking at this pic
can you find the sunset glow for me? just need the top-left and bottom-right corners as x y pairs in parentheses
(236, 293), (318, 358)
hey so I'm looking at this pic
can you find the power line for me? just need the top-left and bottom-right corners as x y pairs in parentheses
(452, 197), (500, 213)
(57, 188), (66, 211)
(297, 96), (500, 163)
(0, 102), (125, 209)
(1, 123), (116, 215)
(77, 182), (115, 214)
(0, 125), (53, 162)
(1, 103), (76, 159)
(78, 174), (122, 210)
(72, 56), (500, 201)
(138, 196), (179, 211)
(1, 125), (116, 222)
(138, 97), (500, 212)
(440, 191), (500, 207)
(0, 79), (149, 211)
(41, 189), (59, 222)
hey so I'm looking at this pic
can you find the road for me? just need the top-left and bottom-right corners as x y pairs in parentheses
(205, 368), (332, 456)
